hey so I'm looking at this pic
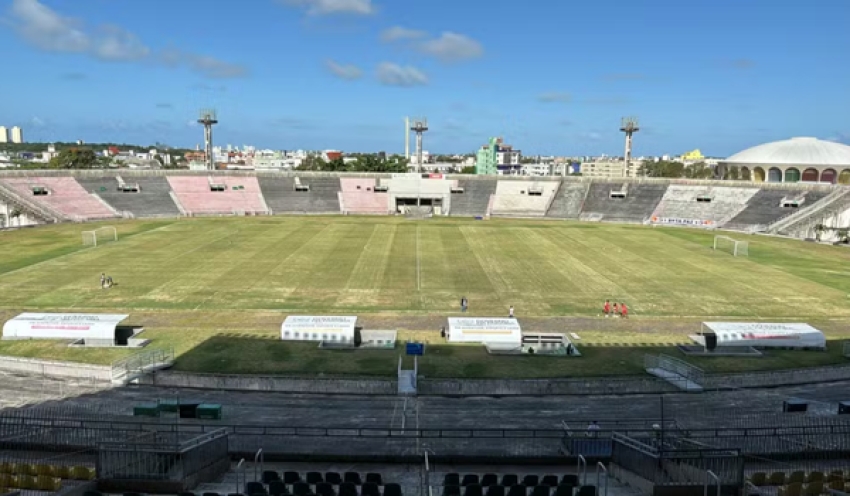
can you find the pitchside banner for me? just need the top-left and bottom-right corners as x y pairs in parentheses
(280, 316), (357, 342)
(2, 313), (128, 340)
(650, 217), (713, 226)
(447, 317), (522, 344)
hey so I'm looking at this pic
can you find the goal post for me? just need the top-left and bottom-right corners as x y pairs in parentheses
(82, 226), (118, 247)
(713, 235), (748, 257)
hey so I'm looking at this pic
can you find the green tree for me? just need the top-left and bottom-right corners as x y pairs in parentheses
(48, 148), (98, 169)
(684, 162), (713, 179)
(460, 165), (476, 174)
(297, 155), (327, 171)
(639, 160), (685, 178)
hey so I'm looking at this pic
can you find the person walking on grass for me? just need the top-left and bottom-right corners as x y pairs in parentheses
(620, 302), (629, 319)
(509, 305), (515, 318)
(461, 296), (468, 313)
(612, 302), (619, 317)
(603, 299), (611, 317)
(100, 273), (106, 289)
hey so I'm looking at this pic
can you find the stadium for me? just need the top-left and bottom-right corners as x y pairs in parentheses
(1, 169), (850, 496)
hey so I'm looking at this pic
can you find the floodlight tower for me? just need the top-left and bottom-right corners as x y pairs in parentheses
(404, 117), (411, 160)
(197, 109), (218, 171)
(620, 116), (640, 177)
(410, 118), (428, 173)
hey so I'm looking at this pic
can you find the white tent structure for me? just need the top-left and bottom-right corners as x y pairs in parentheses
(2, 313), (130, 343)
(281, 316), (357, 344)
(446, 318), (522, 346)
(690, 322), (826, 350)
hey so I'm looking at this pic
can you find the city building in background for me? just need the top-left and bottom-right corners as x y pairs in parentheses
(0, 127), (7, 144)
(580, 159), (642, 178)
(10, 126), (23, 144)
(476, 137), (523, 175)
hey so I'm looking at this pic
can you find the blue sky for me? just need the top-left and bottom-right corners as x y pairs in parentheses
(1, 0), (849, 156)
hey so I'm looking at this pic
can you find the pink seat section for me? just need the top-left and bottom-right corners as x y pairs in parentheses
(0, 177), (116, 220)
(167, 176), (267, 214)
(340, 178), (389, 214)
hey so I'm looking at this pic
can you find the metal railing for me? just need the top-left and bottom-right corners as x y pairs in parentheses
(110, 348), (174, 383)
(645, 354), (705, 385)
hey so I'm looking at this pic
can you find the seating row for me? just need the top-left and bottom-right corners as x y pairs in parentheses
(749, 470), (845, 486)
(0, 462), (94, 480)
(0, 474), (62, 491)
(443, 474), (579, 488)
(249, 481), (401, 496)
(777, 481), (849, 496)
(443, 484), (590, 496)
(264, 471), (386, 486)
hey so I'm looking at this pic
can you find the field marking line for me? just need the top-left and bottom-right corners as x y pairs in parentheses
(416, 225), (421, 291)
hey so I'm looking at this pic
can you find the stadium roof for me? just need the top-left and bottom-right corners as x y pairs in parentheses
(723, 137), (850, 167)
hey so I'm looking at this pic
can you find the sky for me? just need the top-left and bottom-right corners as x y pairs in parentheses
(1, 0), (849, 156)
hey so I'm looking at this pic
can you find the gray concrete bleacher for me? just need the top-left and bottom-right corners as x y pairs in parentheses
(450, 180), (497, 217)
(579, 183), (668, 223)
(259, 177), (341, 214)
(545, 182), (589, 219)
(725, 189), (830, 231)
(76, 176), (180, 217)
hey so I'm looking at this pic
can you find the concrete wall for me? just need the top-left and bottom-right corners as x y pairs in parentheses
(0, 355), (112, 381)
(705, 364), (850, 390)
(418, 377), (677, 395)
(147, 371), (396, 395)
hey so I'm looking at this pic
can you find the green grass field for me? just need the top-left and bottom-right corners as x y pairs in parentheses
(0, 216), (849, 377)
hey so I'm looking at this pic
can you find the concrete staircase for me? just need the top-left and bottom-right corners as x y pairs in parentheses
(0, 181), (67, 223)
(768, 188), (850, 237)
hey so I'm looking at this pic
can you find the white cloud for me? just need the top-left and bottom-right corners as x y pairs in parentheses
(325, 60), (362, 80)
(376, 62), (428, 87)
(7, 0), (246, 78)
(280, 0), (374, 16)
(381, 26), (427, 42)
(537, 92), (572, 103)
(417, 32), (483, 63)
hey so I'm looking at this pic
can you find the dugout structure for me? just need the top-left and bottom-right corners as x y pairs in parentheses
(713, 235), (748, 257)
(2, 312), (147, 347)
(82, 226), (117, 246)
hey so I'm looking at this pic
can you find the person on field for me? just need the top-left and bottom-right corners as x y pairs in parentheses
(509, 305), (515, 318)
(612, 303), (619, 316)
(603, 300), (611, 317)
(620, 303), (628, 319)
(460, 297), (468, 313)
(107, 276), (114, 288)
(100, 273), (106, 289)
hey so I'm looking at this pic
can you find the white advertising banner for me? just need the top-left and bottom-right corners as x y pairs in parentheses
(447, 318), (522, 345)
(281, 316), (357, 343)
(2, 313), (128, 340)
(696, 322), (826, 348)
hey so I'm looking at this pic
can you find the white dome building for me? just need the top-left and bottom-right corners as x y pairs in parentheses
(722, 137), (850, 184)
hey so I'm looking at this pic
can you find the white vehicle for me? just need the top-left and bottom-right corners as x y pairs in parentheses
(690, 322), (826, 350)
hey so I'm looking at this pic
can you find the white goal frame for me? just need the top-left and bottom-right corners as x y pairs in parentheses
(713, 235), (748, 257)
(82, 226), (118, 247)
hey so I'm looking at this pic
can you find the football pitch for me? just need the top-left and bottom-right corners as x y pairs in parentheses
(0, 216), (849, 377)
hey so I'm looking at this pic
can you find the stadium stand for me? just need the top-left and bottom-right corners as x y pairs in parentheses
(449, 179), (497, 217)
(0, 177), (118, 221)
(490, 180), (560, 217)
(579, 182), (668, 223)
(545, 182), (589, 219)
(651, 185), (760, 226)
(724, 189), (831, 231)
(167, 176), (269, 215)
(258, 176), (341, 214)
(76, 176), (181, 218)
(340, 178), (389, 215)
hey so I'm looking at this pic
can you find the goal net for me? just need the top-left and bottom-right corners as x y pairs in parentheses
(713, 235), (748, 257)
(82, 226), (118, 247)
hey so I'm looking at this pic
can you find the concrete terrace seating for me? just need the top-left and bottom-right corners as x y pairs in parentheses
(259, 177), (341, 214)
(545, 182), (589, 219)
(450, 180), (497, 217)
(579, 183), (668, 223)
(651, 185), (759, 226)
(76, 176), (180, 218)
(340, 178), (389, 215)
(725, 189), (831, 231)
(490, 180), (559, 217)
(167, 176), (268, 215)
(0, 177), (117, 221)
